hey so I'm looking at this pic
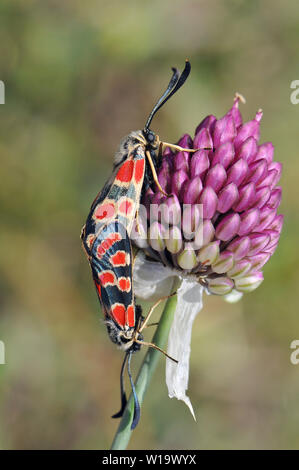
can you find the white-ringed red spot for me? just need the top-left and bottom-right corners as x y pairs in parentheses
(116, 160), (134, 183)
(118, 198), (133, 216)
(86, 234), (95, 249)
(94, 202), (115, 221)
(96, 232), (122, 259)
(134, 158), (145, 184)
(111, 303), (126, 327)
(110, 250), (127, 267)
(126, 304), (135, 327)
(118, 277), (131, 293)
(99, 270), (116, 287)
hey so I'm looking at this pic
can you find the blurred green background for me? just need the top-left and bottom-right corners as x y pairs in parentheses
(0, 0), (298, 450)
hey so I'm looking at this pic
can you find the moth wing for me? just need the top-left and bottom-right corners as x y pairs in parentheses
(82, 145), (145, 257)
(90, 220), (136, 329)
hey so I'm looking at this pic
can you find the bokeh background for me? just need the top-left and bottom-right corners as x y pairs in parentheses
(0, 0), (298, 450)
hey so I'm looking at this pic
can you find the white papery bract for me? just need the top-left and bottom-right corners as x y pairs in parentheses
(133, 252), (203, 417)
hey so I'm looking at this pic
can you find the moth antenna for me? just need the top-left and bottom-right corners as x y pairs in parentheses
(144, 67), (179, 131)
(111, 352), (129, 419)
(144, 60), (191, 131)
(127, 351), (140, 430)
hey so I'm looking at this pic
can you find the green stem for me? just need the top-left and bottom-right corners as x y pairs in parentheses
(110, 288), (178, 450)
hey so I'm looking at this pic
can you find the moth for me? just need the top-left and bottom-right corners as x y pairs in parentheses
(81, 61), (202, 428)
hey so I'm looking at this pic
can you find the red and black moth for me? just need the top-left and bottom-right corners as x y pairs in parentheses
(81, 61), (206, 429)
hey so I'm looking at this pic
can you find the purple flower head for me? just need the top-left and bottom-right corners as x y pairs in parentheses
(138, 95), (283, 296)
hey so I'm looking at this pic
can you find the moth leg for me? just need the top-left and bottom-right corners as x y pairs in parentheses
(161, 141), (212, 153)
(138, 292), (177, 333)
(143, 322), (159, 328)
(145, 149), (168, 197)
(135, 339), (178, 363)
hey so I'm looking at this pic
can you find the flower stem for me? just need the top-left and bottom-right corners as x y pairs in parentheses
(110, 287), (178, 450)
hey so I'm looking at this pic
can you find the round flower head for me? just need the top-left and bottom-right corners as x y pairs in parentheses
(135, 95), (283, 297)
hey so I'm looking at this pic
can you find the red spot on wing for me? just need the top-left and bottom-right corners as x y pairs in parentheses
(127, 305), (135, 327)
(86, 234), (95, 249)
(95, 282), (102, 298)
(134, 158), (145, 184)
(118, 277), (131, 292)
(111, 304), (126, 327)
(116, 160), (134, 183)
(96, 232), (122, 259)
(94, 203), (115, 221)
(99, 271), (116, 287)
(110, 250), (127, 267)
(118, 199), (133, 216)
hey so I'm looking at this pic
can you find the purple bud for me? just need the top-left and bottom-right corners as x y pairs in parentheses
(247, 252), (271, 272)
(144, 187), (154, 204)
(212, 251), (234, 274)
(263, 229), (280, 246)
(267, 187), (282, 209)
(236, 137), (258, 164)
(234, 271), (264, 293)
(131, 212), (148, 249)
(257, 169), (277, 189)
(256, 142), (274, 165)
(183, 176), (203, 204)
(226, 159), (248, 187)
(233, 182), (256, 212)
(157, 168), (170, 193)
(215, 213), (241, 241)
(197, 241), (220, 265)
(213, 115), (237, 147)
(193, 128), (213, 150)
(177, 243), (197, 270)
(238, 208), (260, 236)
(150, 192), (166, 220)
(229, 95), (243, 128)
(234, 111), (262, 149)
(267, 162), (282, 188)
(264, 240), (279, 255)
(227, 236), (251, 260)
(199, 187), (218, 219)
(171, 170), (189, 197)
(217, 183), (239, 213)
(254, 206), (276, 232)
(227, 259), (252, 279)
(162, 147), (173, 157)
(252, 186), (271, 209)
(205, 163), (227, 193)
(268, 214), (284, 233)
(208, 277), (234, 295)
(161, 155), (173, 172)
(182, 204), (202, 239)
(160, 194), (181, 226)
(177, 133), (193, 149)
(212, 142), (235, 169)
(247, 233), (271, 256)
(173, 151), (189, 172)
(247, 158), (268, 185)
(195, 115), (217, 135)
(190, 150), (210, 178)
(194, 219), (215, 249)
(148, 222), (166, 252)
(165, 226), (183, 254)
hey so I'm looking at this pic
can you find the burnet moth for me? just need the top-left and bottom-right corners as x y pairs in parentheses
(81, 61), (206, 428)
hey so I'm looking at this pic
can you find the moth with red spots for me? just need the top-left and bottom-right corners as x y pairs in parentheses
(81, 61), (204, 428)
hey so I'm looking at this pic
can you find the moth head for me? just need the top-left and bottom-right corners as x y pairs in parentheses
(114, 131), (146, 166)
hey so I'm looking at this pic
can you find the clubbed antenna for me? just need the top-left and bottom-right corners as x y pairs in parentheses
(144, 60), (191, 131)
